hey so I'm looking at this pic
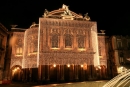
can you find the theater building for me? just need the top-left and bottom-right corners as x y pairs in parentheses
(9, 4), (108, 82)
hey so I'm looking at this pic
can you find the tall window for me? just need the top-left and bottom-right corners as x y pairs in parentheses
(78, 36), (85, 48)
(33, 40), (38, 52)
(51, 28), (59, 48)
(15, 39), (23, 55)
(99, 46), (101, 56)
(16, 46), (23, 55)
(117, 41), (122, 49)
(51, 35), (58, 48)
(65, 34), (72, 48)
(28, 43), (30, 54)
(30, 43), (33, 53)
(119, 52), (124, 65)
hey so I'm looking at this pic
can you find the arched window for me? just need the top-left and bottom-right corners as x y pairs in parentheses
(119, 52), (124, 65)
(28, 42), (33, 53)
(78, 36), (85, 48)
(51, 35), (58, 48)
(30, 43), (33, 53)
(28, 43), (30, 54)
(65, 34), (72, 48)
(33, 39), (38, 52)
(99, 46), (101, 56)
(15, 39), (23, 55)
(117, 40), (122, 49)
(16, 45), (23, 55)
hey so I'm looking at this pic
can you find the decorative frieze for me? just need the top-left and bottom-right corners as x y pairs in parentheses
(39, 52), (94, 65)
(40, 18), (93, 28)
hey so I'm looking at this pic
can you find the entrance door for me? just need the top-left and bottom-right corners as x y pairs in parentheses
(11, 65), (22, 82)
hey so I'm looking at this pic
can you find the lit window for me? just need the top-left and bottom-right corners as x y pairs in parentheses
(30, 43), (33, 53)
(119, 52), (124, 65)
(65, 34), (72, 48)
(28, 43), (33, 53)
(16, 47), (22, 55)
(99, 46), (101, 56)
(33, 40), (38, 52)
(78, 36), (85, 48)
(51, 35), (59, 48)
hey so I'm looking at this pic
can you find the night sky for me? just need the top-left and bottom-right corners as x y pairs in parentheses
(0, 0), (130, 35)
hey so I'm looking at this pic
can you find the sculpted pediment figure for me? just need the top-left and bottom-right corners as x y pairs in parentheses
(62, 4), (72, 16)
(84, 13), (90, 21)
(43, 9), (49, 18)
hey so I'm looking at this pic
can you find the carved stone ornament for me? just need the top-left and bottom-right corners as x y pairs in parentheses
(62, 4), (72, 16)
(84, 13), (90, 21)
(43, 9), (49, 18)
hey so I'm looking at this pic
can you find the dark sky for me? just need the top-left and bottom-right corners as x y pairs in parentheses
(0, 0), (130, 35)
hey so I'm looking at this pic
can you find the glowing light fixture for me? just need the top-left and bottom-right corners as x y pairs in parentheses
(81, 65), (83, 67)
(17, 67), (20, 70)
(78, 48), (86, 51)
(53, 64), (56, 67)
(98, 66), (101, 69)
(67, 64), (70, 67)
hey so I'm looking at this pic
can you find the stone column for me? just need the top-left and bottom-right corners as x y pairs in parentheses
(41, 65), (45, 81)
(80, 66), (84, 81)
(29, 68), (32, 82)
(74, 65), (78, 81)
(60, 65), (64, 81)
(57, 65), (60, 82)
(38, 65), (41, 82)
(46, 65), (50, 81)
(88, 65), (92, 80)
(26, 68), (29, 82)
(69, 64), (74, 81)
(25, 68), (27, 82)
(22, 69), (25, 82)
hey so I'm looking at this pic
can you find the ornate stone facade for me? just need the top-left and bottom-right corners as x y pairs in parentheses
(9, 4), (109, 82)
(38, 18), (98, 66)
(10, 32), (24, 68)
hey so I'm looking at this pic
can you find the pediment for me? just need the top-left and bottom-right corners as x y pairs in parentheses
(43, 4), (84, 19)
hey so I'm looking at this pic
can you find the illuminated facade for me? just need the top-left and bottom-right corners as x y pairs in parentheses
(9, 5), (109, 82)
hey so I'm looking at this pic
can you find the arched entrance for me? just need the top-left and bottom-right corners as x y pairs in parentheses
(10, 65), (22, 82)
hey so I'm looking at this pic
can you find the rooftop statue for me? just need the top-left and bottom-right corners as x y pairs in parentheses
(84, 13), (90, 21)
(43, 9), (49, 18)
(62, 4), (72, 16)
